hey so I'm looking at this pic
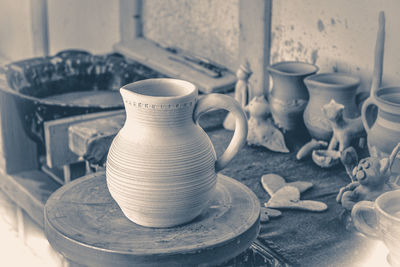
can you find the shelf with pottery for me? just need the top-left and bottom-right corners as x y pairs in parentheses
(0, 77), (398, 266)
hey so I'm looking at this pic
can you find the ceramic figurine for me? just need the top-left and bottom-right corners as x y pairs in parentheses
(267, 61), (318, 131)
(106, 79), (248, 227)
(260, 206), (282, 223)
(311, 149), (341, 168)
(322, 99), (364, 152)
(245, 96), (289, 153)
(223, 62), (252, 130)
(261, 173), (327, 212)
(337, 143), (400, 211)
(308, 99), (364, 168)
(296, 139), (328, 160)
(303, 73), (363, 141)
(339, 146), (359, 182)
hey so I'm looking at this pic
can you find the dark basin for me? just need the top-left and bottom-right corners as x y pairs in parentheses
(2, 50), (165, 153)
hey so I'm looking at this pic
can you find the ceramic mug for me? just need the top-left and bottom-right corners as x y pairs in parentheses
(352, 190), (400, 266)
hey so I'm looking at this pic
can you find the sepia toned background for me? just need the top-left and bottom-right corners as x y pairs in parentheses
(0, 0), (398, 266)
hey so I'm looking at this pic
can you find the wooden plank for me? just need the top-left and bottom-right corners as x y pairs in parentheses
(63, 162), (87, 183)
(0, 80), (38, 174)
(0, 169), (60, 228)
(30, 0), (49, 56)
(119, 0), (142, 43)
(44, 110), (124, 168)
(68, 107), (226, 165)
(114, 39), (236, 93)
(239, 0), (272, 99)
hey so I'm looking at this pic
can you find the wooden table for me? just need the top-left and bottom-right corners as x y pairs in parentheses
(44, 172), (260, 267)
(0, 109), (391, 266)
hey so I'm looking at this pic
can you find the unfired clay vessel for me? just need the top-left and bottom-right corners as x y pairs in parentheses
(362, 86), (400, 174)
(106, 79), (248, 227)
(267, 61), (318, 131)
(303, 73), (361, 141)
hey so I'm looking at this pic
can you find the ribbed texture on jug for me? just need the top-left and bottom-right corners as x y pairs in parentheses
(106, 131), (217, 227)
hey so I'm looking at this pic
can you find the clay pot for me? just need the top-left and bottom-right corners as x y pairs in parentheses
(106, 78), (248, 227)
(362, 86), (400, 171)
(303, 73), (361, 140)
(267, 61), (318, 131)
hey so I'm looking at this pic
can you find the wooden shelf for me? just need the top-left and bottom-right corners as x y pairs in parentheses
(114, 39), (236, 94)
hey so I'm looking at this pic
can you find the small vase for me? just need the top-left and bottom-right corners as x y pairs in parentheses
(303, 73), (361, 140)
(267, 61), (318, 131)
(106, 78), (248, 227)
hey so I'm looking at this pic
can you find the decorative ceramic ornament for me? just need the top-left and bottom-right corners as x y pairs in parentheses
(245, 96), (289, 153)
(308, 99), (364, 168)
(106, 79), (248, 227)
(261, 173), (326, 212)
(261, 173), (313, 195)
(323, 99), (364, 152)
(223, 62), (252, 130)
(296, 139), (328, 160)
(265, 186), (327, 212)
(337, 143), (400, 211)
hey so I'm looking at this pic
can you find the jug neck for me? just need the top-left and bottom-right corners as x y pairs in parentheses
(122, 95), (197, 128)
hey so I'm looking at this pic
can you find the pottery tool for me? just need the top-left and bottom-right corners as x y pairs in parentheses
(370, 11), (385, 97)
(261, 173), (327, 212)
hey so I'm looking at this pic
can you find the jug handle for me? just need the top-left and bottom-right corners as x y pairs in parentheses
(193, 94), (248, 172)
(351, 200), (379, 238)
(361, 97), (377, 133)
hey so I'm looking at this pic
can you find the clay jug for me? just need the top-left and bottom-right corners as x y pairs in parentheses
(267, 61), (318, 131)
(362, 86), (400, 173)
(303, 73), (361, 140)
(106, 78), (248, 227)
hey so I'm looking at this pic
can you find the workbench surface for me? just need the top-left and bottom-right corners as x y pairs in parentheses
(0, 111), (385, 266)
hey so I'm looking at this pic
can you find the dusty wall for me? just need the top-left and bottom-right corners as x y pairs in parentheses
(0, 0), (35, 61)
(270, 0), (400, 92)
(47, 0), (120, 55)
(2, 0), (400, 94)
(142, 0), (240, 71)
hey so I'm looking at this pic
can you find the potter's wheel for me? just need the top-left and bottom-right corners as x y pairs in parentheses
(44, 172), (260, 266)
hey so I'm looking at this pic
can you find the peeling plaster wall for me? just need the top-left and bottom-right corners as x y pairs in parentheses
(271, 0), (400, 92)
(142, 0), (240, 71)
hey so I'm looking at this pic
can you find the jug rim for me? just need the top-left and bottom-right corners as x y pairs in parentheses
(120, 78), (197, 103)
(374, 86), (400, 109)
(267, 61), (319, 76)
(304, 72), (360, 89)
